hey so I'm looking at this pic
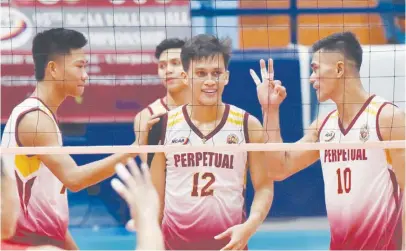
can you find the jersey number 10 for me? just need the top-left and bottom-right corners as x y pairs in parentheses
(191, 172), (215, 197)
(336, 167), (352, 194)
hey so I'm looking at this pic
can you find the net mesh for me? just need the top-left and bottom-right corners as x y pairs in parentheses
(1, 0), (405, 234)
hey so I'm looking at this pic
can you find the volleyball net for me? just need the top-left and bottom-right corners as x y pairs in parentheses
(1, 0), (405, 228)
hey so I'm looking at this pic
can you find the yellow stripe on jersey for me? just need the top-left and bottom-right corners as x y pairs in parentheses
(364, 107), (377, 116)
(14, 155), (41, 178)
(330, 111), (339, 119)
(385, 149), (392, 165)
(227, 117), (243, 126)
(370, 100), (381, 108)
(229, 109), (244, 118)
(168, 111), (182, 120)
(364, 102), (381, 116)
(168, 117), (184, 128)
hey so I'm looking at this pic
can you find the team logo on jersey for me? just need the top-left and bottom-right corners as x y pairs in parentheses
(227, 134), (239, 144)
(171, 137), (189, 145)
(359, 124), (369, 142)
(324, 131), (335, 142)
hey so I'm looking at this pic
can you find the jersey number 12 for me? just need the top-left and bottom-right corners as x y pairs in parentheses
(191, 172), (215, 197)
(336, 167), (352, 194)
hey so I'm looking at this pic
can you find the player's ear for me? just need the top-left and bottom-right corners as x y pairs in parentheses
(180, 71), (188, 85)
(48, 61), (58, 79)
(336, 61), (344, 78)
(223, 71), (230, 86)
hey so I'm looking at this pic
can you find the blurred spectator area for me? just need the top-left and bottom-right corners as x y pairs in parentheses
(238, 0), (406, 49)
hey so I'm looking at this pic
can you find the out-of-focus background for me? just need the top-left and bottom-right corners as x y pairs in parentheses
(1, 0), (405, 249)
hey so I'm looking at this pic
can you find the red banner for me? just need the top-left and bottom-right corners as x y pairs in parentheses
(1, 51), (166, 123)
(1, 0), (190, 123)
(2, 0), (189, 8)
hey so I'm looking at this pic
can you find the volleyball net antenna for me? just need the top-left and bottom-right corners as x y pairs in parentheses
(1, 0), (405, 228)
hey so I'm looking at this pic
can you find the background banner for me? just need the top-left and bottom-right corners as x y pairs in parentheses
(1, 0), (191, 123)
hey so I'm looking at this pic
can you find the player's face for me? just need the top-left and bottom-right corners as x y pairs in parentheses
(51, 48), (88, 97)
(186, 54), (229, 106)
(310, 50), (343, 102)
(157, 48), (186, 93)
(1, 171), (19, 240)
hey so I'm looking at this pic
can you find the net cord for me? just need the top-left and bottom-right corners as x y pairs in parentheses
(1, 140), (405, 155)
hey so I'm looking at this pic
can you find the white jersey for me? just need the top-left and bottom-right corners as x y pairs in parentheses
(147, 97), (170, 116)
(160, 104), (249, 250)
(1, 97), (68, 247)
(318, 95), (403, 250)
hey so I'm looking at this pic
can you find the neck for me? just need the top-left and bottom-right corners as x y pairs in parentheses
(31, 81), (65, 115)
(166, 87), (191, 109)
(331, 78), (371, 124)
(188, 102), (226, 123)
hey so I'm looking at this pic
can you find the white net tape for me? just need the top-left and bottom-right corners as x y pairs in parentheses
(1, 140), (405, 155)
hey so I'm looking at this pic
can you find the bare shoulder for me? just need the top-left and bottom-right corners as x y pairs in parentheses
(378, 103), (405, 141)
(18, 109), (59, 147)
(19, 109), (57, 133)
(247, 113), (262, 129)
(246, 113), (265, 144)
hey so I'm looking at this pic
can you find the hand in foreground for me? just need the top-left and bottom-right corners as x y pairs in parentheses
(111, 158), (160, 229)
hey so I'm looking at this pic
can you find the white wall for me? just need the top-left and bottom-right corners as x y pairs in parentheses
(300, 44), (406, 129)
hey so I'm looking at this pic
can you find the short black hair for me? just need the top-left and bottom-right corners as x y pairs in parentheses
(32, 28), (88, 81)
(155, 38), (185, 59)
(311, 31), (363, 71)
(181, 34), (232, 72)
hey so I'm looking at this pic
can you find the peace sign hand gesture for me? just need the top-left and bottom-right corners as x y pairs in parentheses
(250, 59), (287, 109)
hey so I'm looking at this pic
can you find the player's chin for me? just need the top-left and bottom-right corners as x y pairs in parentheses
(199, 97), (219, 106)
(316, 91), (327, 102)
(167, 82), (185, 93)
(72, 86), (85, 97)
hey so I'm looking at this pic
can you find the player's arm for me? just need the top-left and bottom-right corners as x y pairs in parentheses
(250, 59), (319, 181)
(262, 108), (320, 181)
(150, 152), (166, 224)
(63, 230), (78, 250)
(214, 116), (274, 250)
(378, 104), (406, 193)
(377, 104), (405, 247)
(17, 110), (134, 192)
(133, 109), (151, 163)
(244, 115), (275, 233)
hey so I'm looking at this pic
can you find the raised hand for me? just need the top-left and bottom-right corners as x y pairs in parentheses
(111, 159), (160, 229)
(250, 59), (287, 108)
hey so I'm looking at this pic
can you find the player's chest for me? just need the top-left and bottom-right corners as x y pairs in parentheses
(319, 118), (375, 143)
(319, 117), (383, 169)
(166, 124), (245, 145)
(165, 124), (247, 170)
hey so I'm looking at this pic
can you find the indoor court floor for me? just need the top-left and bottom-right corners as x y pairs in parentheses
(70, 215), (331, 250)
